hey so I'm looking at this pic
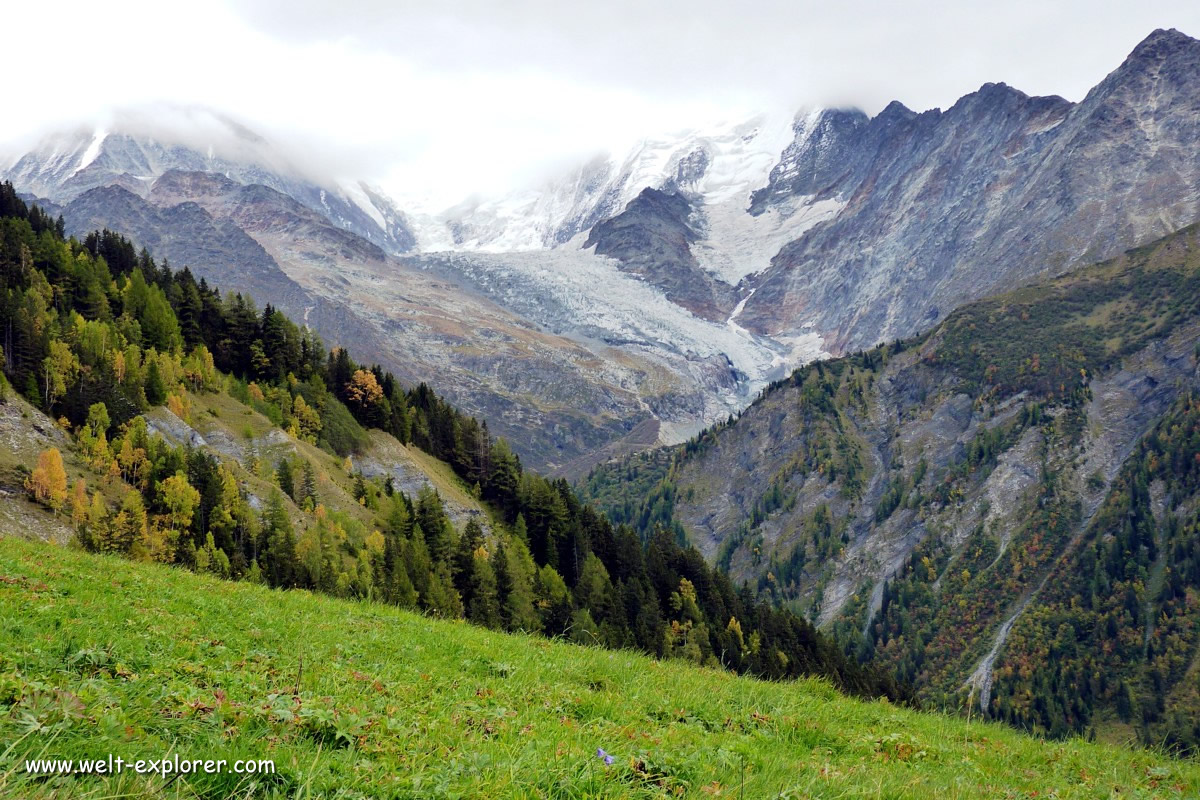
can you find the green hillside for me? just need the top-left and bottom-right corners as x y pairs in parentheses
(2, 536), (1197, 799)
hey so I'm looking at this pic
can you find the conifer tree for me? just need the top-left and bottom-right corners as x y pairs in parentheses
(406, 524), (433, 600)
(388, 539), (419, 609)
(494, 540), (541, 633)
(423, 561), (463, 618)
(42, 340), (79, 410)
(144, 358), (166, 406)
(534, 564), (572, 636)
(276, 458), (295, 501)
(300, 460), (318, 510)
(384, 493), (412, 538)
(468, 555), (502, 629)
(69, 478), (89, 525)
(261, 491), (298, 587)
(416, 486), (453, 562)
(111, 489), (149, 556)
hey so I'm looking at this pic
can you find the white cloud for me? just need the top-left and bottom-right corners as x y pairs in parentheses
(4, 0), (1199, 208)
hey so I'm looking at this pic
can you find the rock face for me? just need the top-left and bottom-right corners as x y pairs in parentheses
(64, 184), (307, 306)
(584, 224), (1200, 737)
(739, 29), (1200, 352)
(584, 188), (737, 321)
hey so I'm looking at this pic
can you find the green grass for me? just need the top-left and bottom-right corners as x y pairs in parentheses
(1, 538), (1197, 798)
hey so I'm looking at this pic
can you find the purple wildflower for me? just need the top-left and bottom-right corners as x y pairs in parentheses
(596, 748), (615, 766)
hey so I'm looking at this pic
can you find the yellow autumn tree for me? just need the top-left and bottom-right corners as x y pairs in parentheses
(26, 448), (68, 513)
(78, 491), (109, 551)
(117, 437), (149, 489)
(292, 394), (322, 442)
(167, 392), (190, 422)
(41, 340), (79, 410)
(70, 478), (89, 524)
(158, 471), (200, 532)
(111, 349), (126, 383)
(365, 529), (386, 556)
(79, 402), (112, 470)
(345, 369), (383, 409)
(183, 346), (219, 392)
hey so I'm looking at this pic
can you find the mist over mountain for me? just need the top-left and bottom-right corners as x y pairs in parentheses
(5, 29), (1200, 482)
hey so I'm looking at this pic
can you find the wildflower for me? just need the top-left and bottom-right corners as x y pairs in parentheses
(596, 748), (614, 766)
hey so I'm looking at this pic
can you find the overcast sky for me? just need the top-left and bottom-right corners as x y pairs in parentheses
(5, 1), (1199, 206)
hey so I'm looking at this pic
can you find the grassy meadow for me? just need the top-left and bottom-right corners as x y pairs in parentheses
(1, 536), (1198, 799)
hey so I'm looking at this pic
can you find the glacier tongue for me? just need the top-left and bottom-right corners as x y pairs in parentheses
(410, 243), (830, 441)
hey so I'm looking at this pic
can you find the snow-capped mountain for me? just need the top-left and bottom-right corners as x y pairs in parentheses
(407, 110), (842, 288)
(3, 107), (417, 255)
(2, 110), (812, 475)
(5, 29), (1200, 476)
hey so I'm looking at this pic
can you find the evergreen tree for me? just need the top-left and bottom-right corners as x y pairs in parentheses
(144, 358), (166, 406)
(261, 492), (298, 587)
(423, 561), (463, 618)
(406, 524), (433, 601)
(494, 540), (540, 633)
(467, 554), (502, 629)
(416, 486), (453, 563)
(276, 458), (295, 501)
(534, 564), (572, 636)
(387, 539), (419, 609)
(300, 460), (318, 509)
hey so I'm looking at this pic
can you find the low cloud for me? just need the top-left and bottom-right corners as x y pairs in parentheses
(4, 0), (1198, 208)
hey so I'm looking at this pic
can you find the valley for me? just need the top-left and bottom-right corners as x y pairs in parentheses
(3, 17), (1200, 784)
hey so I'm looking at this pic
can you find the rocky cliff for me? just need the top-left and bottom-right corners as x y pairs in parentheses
(739, 29), (1200, 353)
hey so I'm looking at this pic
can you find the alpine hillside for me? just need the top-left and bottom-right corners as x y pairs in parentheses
(584, 223), (1200, 751)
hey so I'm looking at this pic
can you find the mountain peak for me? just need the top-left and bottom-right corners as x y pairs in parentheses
(946, 81), (1029, 115)
(1086, 27), (1200, 102)
(875, 100), (916, 122)
(1111, 27), (1200, 79)
(1129, 27), (1198, 59)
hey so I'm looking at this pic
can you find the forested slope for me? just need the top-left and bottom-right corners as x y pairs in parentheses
(585, 224), (1200, 749)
